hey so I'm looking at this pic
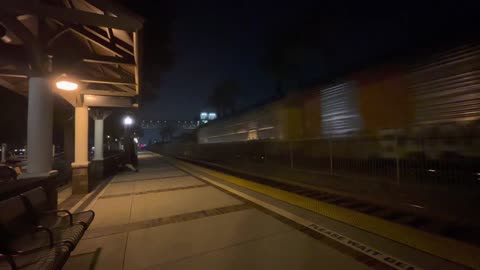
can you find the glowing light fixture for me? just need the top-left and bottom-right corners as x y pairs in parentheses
(55, 74), (79, 91)
(56, 81), (78, 91)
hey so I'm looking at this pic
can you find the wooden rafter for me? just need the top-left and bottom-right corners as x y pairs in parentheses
(79, 77), (135, 86)
(99, 64), (134, 80)
(69, 25), (130, 58)
(0, 0), (142, 105)
(1, 16), (45, 73)
(82, 55), (135, 66)
(85, 25), (134, 56)
(47, 26), (72, 47)
(0, 77), (16, 90)
(3, 0), (142, 31)
(133, 30), (142, 95)
(86, 0), (144, 25)
(82, 65), (136, 94)
(0, 70), (28, 78)
(81, 89), (136, 97)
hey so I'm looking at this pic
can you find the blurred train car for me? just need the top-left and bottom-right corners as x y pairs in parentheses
(198, 44), (480, 159)
(404, 44), (480, 159)
(197, 98), (303, 143)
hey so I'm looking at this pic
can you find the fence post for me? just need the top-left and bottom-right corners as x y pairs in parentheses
(289, 141), (294, 169)
(395, 135), (400, 184)
(329, 139), (333, 175)
(263, 142), (267, 163)
(1, 143), (6, 163)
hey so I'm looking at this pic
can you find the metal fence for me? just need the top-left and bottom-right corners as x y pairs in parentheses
(150, 136), (480, 188)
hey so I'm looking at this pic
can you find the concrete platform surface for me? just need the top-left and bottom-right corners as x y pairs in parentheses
(63, 152), (467, 270)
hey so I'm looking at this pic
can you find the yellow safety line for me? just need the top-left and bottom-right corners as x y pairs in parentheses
(168, 157), (480, 270)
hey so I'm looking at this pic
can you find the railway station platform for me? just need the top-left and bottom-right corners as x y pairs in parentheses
(62, 152), (473, 270)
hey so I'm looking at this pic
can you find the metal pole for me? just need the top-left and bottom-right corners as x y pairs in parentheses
(263, 142), (267, 163)
(1, 143), (6, 163)
(329, 139), (333, 175)
(289, 141), (294, 169)
(395, 135), (400, 184)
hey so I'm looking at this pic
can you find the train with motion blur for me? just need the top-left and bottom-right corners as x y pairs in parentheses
(197, 44), (480, 159)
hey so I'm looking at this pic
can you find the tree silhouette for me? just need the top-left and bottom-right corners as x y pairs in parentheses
(261, 29), (306, 97)
(207, 80), (240, 118)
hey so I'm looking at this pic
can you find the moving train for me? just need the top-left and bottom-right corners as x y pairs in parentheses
(197, 44), (480, 159)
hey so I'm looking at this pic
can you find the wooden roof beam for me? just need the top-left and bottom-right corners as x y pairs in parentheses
(99, 63), (134, 80)
(0, 77), (16, 91)
(85, 26), (134, 56)
(81, 89), (136, 97)
(82, 55), (135, 66)
(3, 0), (142, 31)
(1, 15), (45, 73)
(0, 70), (28, 78)
(70, 25), (129, 58)
(85, 0), (144, 26)
(133, 30), (141, 95)
(79, 77), (136, 86)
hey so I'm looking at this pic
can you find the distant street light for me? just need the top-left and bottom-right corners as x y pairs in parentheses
(208, 112), (217, 120)
(55, 74), (79, 91)
(123, 116), (134, 126)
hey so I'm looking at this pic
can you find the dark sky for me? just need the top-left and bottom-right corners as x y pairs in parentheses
(126, 0), (479, 120)
(134, 1), (302, 120)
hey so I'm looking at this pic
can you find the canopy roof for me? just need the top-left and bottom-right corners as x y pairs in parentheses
(0, 0), (143, 106)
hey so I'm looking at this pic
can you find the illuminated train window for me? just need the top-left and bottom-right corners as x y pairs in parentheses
(247, 130), (258, 140)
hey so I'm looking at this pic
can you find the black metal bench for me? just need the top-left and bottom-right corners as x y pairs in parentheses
(0, 243), (71, 270)
(21, 187), (95, 230)
(0, 189), (94, 270)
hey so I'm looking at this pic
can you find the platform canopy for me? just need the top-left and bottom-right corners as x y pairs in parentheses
(0, 0), (143, 107)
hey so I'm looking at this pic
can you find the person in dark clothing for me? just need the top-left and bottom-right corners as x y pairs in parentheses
(124, 137), (139, 172)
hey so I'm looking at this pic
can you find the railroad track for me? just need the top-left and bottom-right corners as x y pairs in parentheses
(177, 156), (480, 247)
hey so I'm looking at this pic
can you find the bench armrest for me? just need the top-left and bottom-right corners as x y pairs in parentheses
(73, 220), (89, 228)
(44, 210), (73, 225)
(6, 240), (73, 256)
(35, 226), (54, 247)
(0, 253), (17, 270)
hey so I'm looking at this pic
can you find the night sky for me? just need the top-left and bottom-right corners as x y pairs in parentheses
(126, 0), (479, 120)
(129, 0), (302, 120)
(139, 1), (288, 119)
